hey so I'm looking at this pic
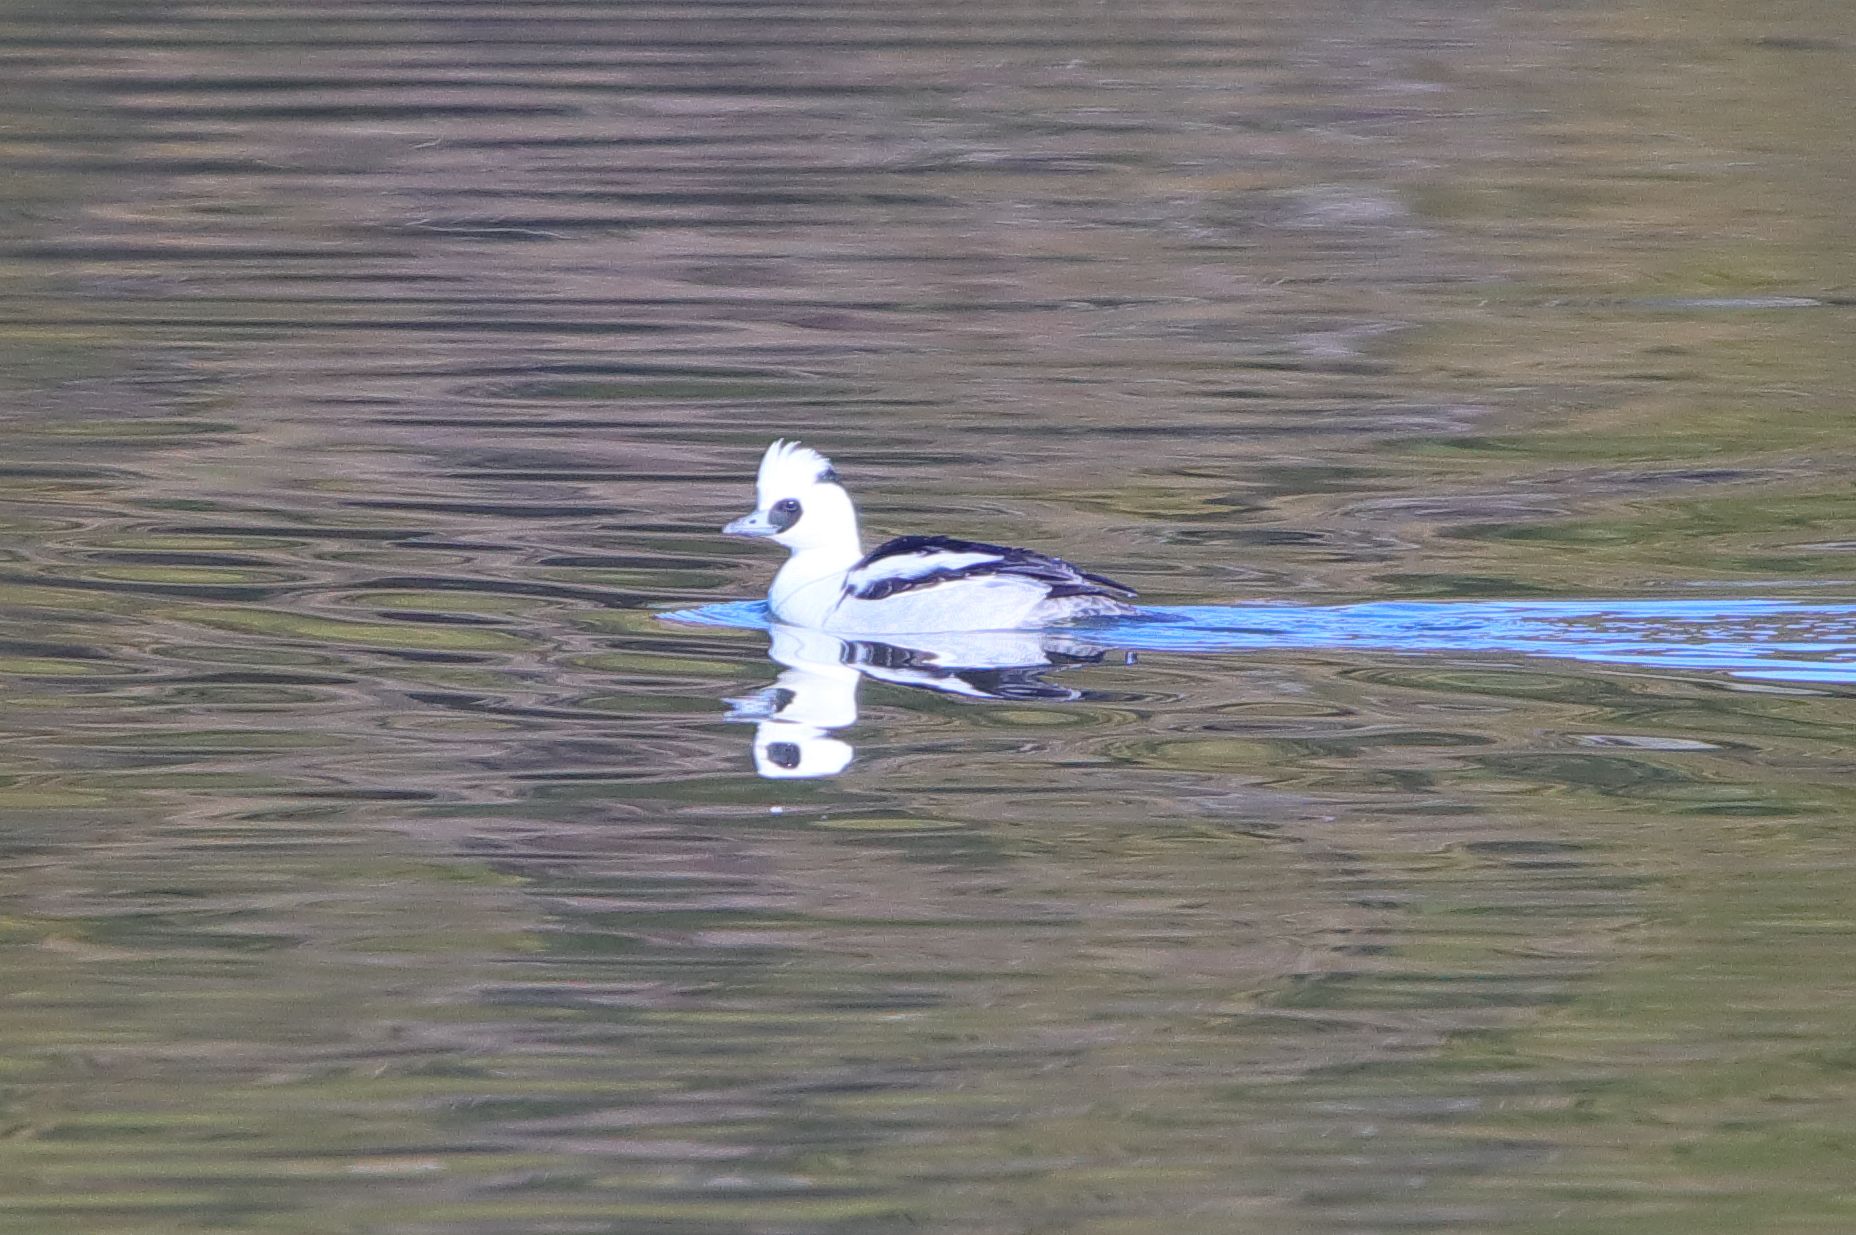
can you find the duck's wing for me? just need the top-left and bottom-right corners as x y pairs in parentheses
(843, 535), (1136, 602)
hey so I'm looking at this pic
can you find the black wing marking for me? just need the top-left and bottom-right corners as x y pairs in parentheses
(844, 535), (1136, 603)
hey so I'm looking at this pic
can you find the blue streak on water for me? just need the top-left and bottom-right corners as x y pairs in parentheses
(661, 599), (1856, 684)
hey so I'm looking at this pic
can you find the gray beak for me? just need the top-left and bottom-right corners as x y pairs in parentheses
(723, 512), (777, 537)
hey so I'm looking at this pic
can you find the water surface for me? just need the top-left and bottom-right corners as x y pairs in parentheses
(2, 0), (1855, 1232)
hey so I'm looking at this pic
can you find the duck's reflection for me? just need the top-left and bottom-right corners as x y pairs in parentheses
(726, 625), (1117, 778)
(676, 596), (1856, 778)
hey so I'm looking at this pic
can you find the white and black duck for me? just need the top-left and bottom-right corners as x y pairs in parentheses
(723, 440), (1137, 634)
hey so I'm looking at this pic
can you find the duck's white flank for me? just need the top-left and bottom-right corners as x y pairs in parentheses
(722, 439), (1136, 634)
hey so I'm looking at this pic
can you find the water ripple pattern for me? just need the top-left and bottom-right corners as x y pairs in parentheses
(668, 598), (1856, 682)
(3, 0), (1856, 1232)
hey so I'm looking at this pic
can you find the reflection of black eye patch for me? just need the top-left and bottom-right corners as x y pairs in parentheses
(765, 741), (802, 769)
(770, 498), (802, 531)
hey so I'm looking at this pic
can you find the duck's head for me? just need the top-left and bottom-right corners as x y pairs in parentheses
(723, 439), (860, 554)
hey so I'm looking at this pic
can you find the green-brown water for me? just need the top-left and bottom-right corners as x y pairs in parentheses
(2, 1), (1854, 1231)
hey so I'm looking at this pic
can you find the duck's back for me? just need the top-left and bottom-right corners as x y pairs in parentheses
(821, 536), (1136, 633)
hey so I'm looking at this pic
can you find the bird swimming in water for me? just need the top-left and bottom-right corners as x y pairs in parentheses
(723, 440), (1137, 634)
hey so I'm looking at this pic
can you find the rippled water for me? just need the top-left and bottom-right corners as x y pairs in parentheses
(3, 0), (1855, 1231)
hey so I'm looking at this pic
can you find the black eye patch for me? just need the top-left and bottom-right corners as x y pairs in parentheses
(764, 741), (802, 770)
(769, 497), (802, 531)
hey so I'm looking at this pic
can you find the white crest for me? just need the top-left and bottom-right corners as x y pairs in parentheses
(756, 439), (838, 498)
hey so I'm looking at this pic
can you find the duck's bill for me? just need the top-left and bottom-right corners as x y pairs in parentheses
(723, 512), (777, 537)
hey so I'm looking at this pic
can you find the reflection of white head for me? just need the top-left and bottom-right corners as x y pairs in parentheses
(728, 627), (863, 780)
(752, 728), (854, 779)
